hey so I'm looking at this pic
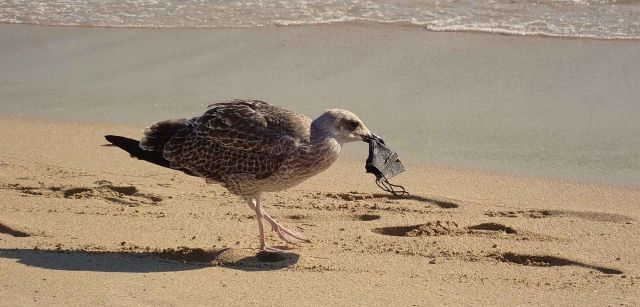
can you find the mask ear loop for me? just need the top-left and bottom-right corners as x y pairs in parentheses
(375, 175), (409, 197)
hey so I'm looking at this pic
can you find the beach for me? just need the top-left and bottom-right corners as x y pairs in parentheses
(1, 23), (640, 306)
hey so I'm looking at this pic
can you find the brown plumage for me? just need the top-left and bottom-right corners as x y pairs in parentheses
(105, 99), (382, 252)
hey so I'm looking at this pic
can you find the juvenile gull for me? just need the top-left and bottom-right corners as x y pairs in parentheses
(105, 99), (382, 252)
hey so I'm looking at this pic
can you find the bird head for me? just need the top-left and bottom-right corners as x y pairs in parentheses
(311, 109), (383, 144)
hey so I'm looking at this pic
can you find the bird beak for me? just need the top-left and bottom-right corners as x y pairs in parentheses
(363, 132), (385, 144)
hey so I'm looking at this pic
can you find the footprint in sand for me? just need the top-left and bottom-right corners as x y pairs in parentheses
(373, 221), (554, 241)
(1, 181), (163, 207)
(0, 222), (31, 237)
(485, 209), (635, 223)
(373, 221), (464, 237)
(324, 192), (373, 201)
(323, 191), (460, 209)
(467, 222), (517, 234)
(485, 210), (555, 219)
(354, 214), (381, 221)
(493, 252), (623, 275)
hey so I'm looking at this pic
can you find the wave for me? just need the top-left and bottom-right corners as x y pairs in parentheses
(1, 0), (639, 40)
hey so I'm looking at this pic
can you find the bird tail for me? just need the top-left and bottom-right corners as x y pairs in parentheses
(104, 135), (171, 168)
(105, 118), (197, 173)
(139, 119), (190, 152)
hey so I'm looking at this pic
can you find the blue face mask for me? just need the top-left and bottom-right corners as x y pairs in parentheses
(365, 138), (408, 197)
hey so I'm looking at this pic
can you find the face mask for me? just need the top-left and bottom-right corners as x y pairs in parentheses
(365, 138), (408, 197)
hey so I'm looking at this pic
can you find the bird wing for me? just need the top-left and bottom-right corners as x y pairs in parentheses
(163, 100), (311, 181)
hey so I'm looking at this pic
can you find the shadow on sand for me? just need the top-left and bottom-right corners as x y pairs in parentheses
(496, 252), (623, 275)
(0, 247), (299, 273)
(371, 193), (459, 209)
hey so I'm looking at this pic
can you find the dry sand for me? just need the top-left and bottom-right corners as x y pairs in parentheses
(0, 118), (638, 306)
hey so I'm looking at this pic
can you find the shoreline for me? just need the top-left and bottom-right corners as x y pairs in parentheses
(3, 18), (640, 41)
(3, 115), (640, 190)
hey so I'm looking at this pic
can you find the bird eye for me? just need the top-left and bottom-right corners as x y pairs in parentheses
(346, 120), (359, 131)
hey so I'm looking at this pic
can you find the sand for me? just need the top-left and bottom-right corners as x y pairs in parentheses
(1, 23), (639, 306)
(0, 118), (638, 306)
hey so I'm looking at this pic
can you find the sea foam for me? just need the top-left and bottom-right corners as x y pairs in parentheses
(1, 0), (639, 39)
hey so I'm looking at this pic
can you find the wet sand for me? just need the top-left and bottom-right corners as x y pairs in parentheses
(0, 118), (638, 306)
(1, 24), (640, 184)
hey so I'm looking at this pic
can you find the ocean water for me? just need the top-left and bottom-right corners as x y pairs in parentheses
(1, 25), (639, 186)
(1, 0), (639, 39)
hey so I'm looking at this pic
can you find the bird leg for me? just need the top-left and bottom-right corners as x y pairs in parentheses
(249, 198), (267, 251)
(246, 198), (308, 249)
(261, 212), (308, 244)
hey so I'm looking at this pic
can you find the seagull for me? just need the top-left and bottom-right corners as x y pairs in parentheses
(105, 99), (382, 252)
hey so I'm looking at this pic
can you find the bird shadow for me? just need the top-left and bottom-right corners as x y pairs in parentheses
(0, 247), (299, 273)
(371, 193), (459, 209)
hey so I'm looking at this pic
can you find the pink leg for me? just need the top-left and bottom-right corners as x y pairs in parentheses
(248, 198), (267, 250)
(246, 198), (308, 249)
(262, 213), (309, 244)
